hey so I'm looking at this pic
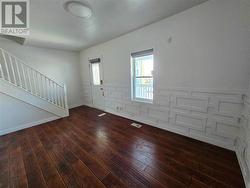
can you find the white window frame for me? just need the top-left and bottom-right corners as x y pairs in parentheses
(131, 49), (154, 103)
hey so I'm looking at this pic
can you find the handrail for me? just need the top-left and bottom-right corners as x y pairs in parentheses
(0, 48), (68, 110)
(0, 48), (64, 87)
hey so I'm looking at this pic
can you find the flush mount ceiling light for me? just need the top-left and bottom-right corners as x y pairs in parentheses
(64, 1), (92, 19)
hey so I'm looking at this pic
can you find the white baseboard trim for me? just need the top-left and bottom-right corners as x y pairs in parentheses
(104, 106), (250, 185)
(82, 103), (94, 108)
(69, 102), (87, 109)
(103, 108), (234, 151)
(81, 103), (235, 150)
(0, 116), (60, 136)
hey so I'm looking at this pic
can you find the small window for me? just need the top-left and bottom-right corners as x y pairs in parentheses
(131, 49), (154, 102)
(91, 63), (101, 85)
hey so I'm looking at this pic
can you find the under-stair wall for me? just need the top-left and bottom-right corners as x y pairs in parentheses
(0, 93), (59, 135)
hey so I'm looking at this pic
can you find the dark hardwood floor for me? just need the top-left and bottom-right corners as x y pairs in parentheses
(0, 106), (245, 188)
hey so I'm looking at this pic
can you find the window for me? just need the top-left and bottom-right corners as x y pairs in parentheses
(89, 58), (101, 85)
(91, 63), (101, 85)
(131, 49), (153, 102)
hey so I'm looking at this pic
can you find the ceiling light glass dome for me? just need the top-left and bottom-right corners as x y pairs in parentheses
(64, 1), (92, 19)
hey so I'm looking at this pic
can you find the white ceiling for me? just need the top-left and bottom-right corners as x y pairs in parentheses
(23, 0), (208, 51)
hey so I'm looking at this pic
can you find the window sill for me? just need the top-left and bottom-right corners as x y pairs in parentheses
(132, 98), (153, 104)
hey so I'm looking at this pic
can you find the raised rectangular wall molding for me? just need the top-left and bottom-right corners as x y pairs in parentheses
(82, 84), (245, 150)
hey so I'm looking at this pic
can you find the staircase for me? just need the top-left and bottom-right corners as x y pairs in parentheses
(0, 48), (69, 117)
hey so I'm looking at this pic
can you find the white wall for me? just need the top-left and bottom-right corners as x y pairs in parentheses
(236, 77), (250, 187)
(0, 93), (58, 135)
(0, 40), (84, 108)
(81, 0), (249, 90)
(80, 0), (249, 150)
(235, 0), (250, 187)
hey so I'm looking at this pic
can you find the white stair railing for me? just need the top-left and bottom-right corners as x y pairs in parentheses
(0, 48), (68, 111)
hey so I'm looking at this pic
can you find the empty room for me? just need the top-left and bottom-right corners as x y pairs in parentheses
(0, 0), (249, 187)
